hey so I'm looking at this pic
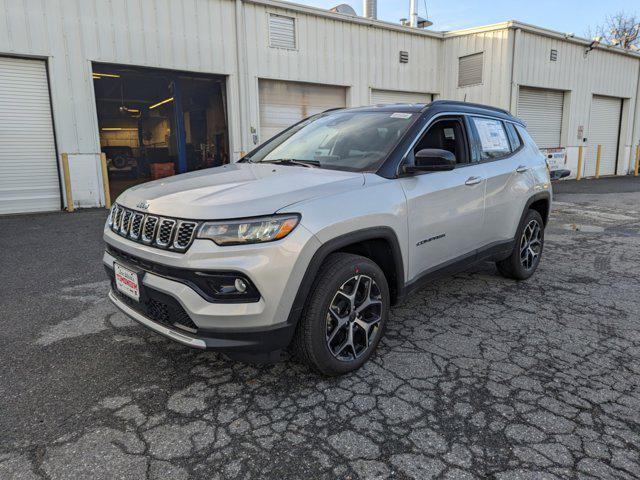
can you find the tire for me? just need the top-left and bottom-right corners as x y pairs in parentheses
(111, 154), (128, 169)
(496, 209), (545, 280)
(292, 252), (390, 376)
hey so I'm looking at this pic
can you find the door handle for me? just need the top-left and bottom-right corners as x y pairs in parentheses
(516, 165), (529, 173)
(465, 176), (483, 186)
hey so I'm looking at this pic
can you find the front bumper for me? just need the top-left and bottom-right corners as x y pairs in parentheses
(108, 289), (296, 353)
(103, 222), (321, 353)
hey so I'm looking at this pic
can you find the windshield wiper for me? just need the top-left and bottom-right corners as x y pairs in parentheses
(263, 159), (320, 168)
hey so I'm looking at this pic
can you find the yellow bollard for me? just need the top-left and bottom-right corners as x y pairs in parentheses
(100, 153), (112, 209)
(635, 145), (640, 177)
(595, 144), (602, 179)
(576, 146), (583, 181)
(61, 153), (74, 212)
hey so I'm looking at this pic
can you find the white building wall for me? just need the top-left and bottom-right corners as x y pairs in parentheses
(1, 0), (241, 208)
(0, 0), (442, 208)
(441, 27), (513, 110)
(241, 0), (442, 146)
(2, 3), (640, 211)
(515, 30), (640, 177)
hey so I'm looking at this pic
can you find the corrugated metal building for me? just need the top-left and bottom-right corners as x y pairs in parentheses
(1, 1), (639, 214)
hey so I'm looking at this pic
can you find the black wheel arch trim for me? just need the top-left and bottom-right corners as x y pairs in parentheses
(285, 227), (405, 329)
(521, 191), (551, 227)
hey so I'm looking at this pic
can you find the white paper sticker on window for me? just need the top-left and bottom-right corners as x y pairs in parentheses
(443, 128), (455, 140)
(390, 112), (413, 119)
(473, 118), (509, 152)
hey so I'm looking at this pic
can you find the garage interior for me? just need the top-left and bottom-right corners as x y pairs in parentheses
(92, 63), (229, 201)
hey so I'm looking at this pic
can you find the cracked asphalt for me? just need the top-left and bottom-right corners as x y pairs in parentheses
(1, 177), (639, 479)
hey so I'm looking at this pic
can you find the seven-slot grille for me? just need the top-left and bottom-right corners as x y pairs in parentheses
(108, 204), (199, 252)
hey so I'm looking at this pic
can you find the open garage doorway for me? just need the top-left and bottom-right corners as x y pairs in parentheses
(92, 63), (229, 202)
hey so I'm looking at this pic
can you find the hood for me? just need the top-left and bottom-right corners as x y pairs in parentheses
(116, 163), (365, 219)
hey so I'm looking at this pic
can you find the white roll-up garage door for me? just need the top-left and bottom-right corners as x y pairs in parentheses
(0, 57), (59, 214)
(370, 89), (432, 105)
(258, 79), (346, 141)
(585, 95), (622, 177)
(517, 87), (564, 149)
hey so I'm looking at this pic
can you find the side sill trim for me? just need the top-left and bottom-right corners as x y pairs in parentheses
(109, 290), (207, 349)
(397, 239), (515, 302)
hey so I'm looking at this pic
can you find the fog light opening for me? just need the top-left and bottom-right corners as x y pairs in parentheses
(234, 278), (247, 293)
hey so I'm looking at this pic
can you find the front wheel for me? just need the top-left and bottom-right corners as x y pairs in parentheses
(496, 209), (545, 280)
(292, 253), (390, 376)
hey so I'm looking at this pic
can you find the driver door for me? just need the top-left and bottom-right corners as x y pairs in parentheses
(399, 116), (486, 281)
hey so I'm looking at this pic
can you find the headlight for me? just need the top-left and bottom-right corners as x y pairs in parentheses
(197, 214), (300, 246)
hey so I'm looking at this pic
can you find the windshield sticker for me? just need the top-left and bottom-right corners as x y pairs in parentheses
(390, 112), (413, 119)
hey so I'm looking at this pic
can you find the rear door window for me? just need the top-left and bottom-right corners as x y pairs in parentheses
(470, 117), (511, 160)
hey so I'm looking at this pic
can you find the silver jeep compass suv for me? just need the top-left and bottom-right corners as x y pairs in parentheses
(104, 101), (551, 375)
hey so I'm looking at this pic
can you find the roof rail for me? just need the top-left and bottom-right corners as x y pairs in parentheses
(322, 107), (344, 113)
(428, 100), (511, 116)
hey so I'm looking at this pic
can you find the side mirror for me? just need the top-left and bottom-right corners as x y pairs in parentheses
(404, 149), (456, 174)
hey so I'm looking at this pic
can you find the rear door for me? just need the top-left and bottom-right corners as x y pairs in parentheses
(586, 95), (622, 177)
(469, 117), (537, 246)
(400, 115), (486, 280)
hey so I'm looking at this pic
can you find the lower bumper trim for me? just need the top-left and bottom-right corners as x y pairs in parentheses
(109, 290), (207, 349)
(108, 289), (296, 353)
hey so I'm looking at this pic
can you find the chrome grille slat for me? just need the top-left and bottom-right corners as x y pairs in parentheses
(142, 215), (159, 244)
(108, 204), (198, 252)
(155, 219), (176, 248)
(173, 221), (198, 250)
(119, 210), (132, 236)
(113, 205), (123, 230)
(129, 213), (144, 240)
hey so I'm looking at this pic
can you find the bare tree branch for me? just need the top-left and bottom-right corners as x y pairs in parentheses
(585, 11), (639, 50)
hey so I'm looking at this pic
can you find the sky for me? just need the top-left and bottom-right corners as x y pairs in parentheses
(295, 0), (637, 37)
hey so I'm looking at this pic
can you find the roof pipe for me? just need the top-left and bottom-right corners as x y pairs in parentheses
(409, 0), (418, 28)
(363, 0), (376, 20)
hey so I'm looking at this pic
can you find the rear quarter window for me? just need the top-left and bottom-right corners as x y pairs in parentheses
(505, 123), (523, 151)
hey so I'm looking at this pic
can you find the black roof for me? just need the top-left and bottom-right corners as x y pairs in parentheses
(334, 103), (428, 113)
(426, 100), (522, 124)
(326, 100), (523, 124)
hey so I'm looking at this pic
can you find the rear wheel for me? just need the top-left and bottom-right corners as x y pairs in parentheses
(496, 209), (545, 280)
(293, 253), (389, 376)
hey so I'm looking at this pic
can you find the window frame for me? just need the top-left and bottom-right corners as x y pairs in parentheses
(505, 122), (525, 155)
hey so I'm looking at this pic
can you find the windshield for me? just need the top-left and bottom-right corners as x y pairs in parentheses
(246, 111), (416, 172)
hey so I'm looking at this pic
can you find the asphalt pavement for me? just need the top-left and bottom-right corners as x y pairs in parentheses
(1, 178), (639, 479)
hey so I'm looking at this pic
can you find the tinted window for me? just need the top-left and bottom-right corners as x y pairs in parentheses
(506, 123), (523, 151)
(414, 118), (468, 164)
(247, 111), (416, 172)
(471, 117), (511, 160)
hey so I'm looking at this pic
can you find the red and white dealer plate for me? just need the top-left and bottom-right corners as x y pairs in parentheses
(114, 263), (140, 301)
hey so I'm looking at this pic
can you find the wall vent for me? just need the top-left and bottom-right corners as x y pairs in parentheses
(269, 14), (296, 50)
(399, 51), (409, 63)
(458, 52), (483, 87)
(550, 49), (558, 61)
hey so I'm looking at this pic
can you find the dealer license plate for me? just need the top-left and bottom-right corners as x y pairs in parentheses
(114, 263), (140, 301)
